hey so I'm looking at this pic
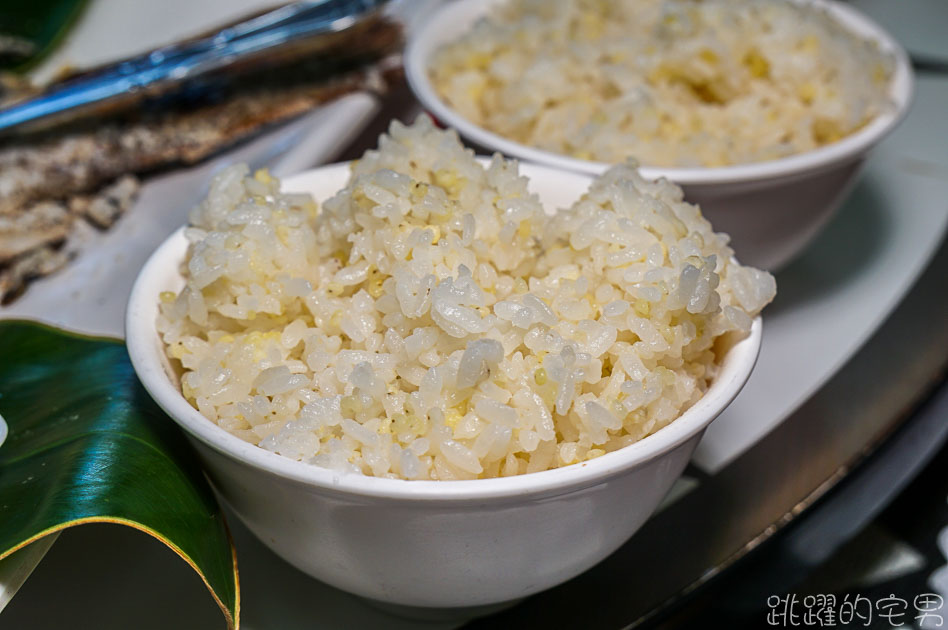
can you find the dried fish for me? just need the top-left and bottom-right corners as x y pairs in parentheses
(0, 176), (141, 303)
(0, 200), (71, 261)
(71, 175), (139, 229)
(0, 245), (69, 303)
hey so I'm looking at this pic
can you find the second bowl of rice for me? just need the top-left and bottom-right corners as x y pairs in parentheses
(127, 117), (772, 607)
(406, 0), (914, 270)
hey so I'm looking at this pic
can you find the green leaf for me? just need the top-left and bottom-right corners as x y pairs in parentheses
(0, 320), (239, 628)
(0, 0), (88, 71)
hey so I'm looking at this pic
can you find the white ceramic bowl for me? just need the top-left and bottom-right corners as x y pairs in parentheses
(126, 162), (763, 608)
(405, 0), (914, 271)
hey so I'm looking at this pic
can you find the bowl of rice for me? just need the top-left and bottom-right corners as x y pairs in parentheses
(126, 117), (773, 608)
(406, 0), (913, 270)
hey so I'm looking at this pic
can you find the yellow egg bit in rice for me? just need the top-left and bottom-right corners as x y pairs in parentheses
(157, 115), (775, 480)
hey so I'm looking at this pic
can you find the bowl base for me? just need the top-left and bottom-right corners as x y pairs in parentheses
(360, 596), (524, 622)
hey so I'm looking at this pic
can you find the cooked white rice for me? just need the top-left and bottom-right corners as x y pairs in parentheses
(158, 116), (775, 480)
(429, 0), (893, 167)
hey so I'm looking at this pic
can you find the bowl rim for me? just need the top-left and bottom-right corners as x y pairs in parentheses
(405, 0), (914, 185)
(125, 161), (763, 502)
